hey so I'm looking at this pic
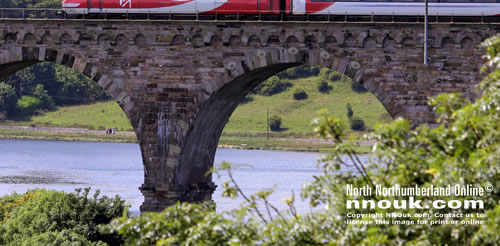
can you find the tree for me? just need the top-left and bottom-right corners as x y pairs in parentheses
(252, 76), (291, 96)
(0, 82), (18, 117)
(346, 103), (353, 118)
(32, 84), (54, 110)
(0, 188), (126, 246)
(291, 87), (307, 100)
(316, 80), (332, 93)
(349, 116), (365, 131)
(268, 115), (282, 131)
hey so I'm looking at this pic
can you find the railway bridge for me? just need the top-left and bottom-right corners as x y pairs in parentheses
(0, 19), (496, 212)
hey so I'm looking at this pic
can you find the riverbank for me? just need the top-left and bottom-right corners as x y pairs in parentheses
(0, 125), (372, 153)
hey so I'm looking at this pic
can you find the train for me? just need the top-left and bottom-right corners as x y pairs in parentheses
(61, 0), (500, 18)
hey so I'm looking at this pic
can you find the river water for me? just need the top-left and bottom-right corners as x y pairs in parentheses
(0, 139), (325, 215)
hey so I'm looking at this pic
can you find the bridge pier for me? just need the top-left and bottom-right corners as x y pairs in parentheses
(139, 183), (217, 212)
(0, 20), (493, 213)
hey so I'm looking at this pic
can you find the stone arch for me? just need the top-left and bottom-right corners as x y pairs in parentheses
(247, 35), (261, 47)
(172, 35), (185, 46)
(97, 34), (111, 45)
(134, 34), (147, 48)
(362, 37), (376, 48)
(460, 37), (474, 49)
(441, 37), (455, 49)
(60, 33), (73, 45)
(286, 35), (299, 48)
(402, 37), (416, 48)
(304, 35), (318, 49)
(267, 35), (281, 47)
(229, 35), (242, 46)
(23, 33), (36, 46)
(324, 36), (337, 49)
(41, 33), (53, 45)
(192, 34), (204, 47)
(209, 35), (223, 46)
(4, 33), (17, 44)
(175, 59), (391, 190)
(115, 34), (128, 47)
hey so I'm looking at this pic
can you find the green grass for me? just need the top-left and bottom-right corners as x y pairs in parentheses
(223, 77), (390, 136)
(5, 101), (134, 132)
(3, 74), (390, 138)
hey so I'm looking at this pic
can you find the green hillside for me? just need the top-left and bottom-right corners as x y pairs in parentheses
(10, 101), (134, 132)
(4, 74), (390, 137)
(224, 76), (390, 136)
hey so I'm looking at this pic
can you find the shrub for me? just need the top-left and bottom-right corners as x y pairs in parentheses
(0, 188), (126, 246)
(252, 76), (291, 96)
(349, 116), (365, 131)
(16, 96), (44, 117)
(317, 80), (332, 93)
(0, 82), (18, 117)
(278, 65), (320, 79)
(32, 84), (54, 110)
(268, 115), (282, 131)
(292, 87), (307, 100)
(346, 103), (353, 118)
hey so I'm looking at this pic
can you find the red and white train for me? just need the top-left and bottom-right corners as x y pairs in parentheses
(62, 0), (500, 17)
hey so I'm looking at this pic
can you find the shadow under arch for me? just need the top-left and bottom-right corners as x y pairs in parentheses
(176, 61), (392, 187)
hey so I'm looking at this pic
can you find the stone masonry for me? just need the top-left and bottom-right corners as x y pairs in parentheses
(0, 19), (497, 212)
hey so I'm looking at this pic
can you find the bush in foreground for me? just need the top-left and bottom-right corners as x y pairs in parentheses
(0, 188), (126, 246)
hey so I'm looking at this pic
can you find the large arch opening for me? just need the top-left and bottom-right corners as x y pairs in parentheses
(177, 61), (392, 210)
(0, 59), (143, 214)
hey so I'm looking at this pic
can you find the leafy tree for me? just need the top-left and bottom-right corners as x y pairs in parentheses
(268, 115), (282, 131)
(278, 65), (321, 80)
(291, 87), (307, 100)
(16, 96), (43, 117)
(349, 116), (365, 131)
(252, 76), (291, 96)
(346, 103), (353, 118)
(316, 80), (332, 93)
(0, 188), (126, 246)
(0, 82), (18, 117)
(32, 84), (54, 110)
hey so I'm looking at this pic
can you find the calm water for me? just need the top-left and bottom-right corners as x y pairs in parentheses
(0, 139), (325, 215)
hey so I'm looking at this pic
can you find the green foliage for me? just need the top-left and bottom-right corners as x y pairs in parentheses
(349, 116), (365, 131)
(0, 82), (18, 117)
(268, 115), (282, 131)
(291, 87), (307, 100)
(252, 76), (291, 96)
(2, 62), (110, 118)
(32, 84), (54, 110)
(278, 65), (320, 79)
(16, 96), (43, 117)
(316, 80), (332, 93)
(0, 188), (127, 246)
(346, 103), (353, 118)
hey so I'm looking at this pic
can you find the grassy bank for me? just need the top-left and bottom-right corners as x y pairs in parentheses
(0, 128), (374, 152)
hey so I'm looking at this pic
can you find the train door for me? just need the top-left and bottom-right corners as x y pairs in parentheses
(88, 0), (100, 9)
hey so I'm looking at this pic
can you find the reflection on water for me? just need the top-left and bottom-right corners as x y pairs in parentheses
(0, 139), (324, 215)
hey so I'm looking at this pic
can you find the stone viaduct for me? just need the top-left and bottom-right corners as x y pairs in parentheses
(0, 19), (497, 212)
